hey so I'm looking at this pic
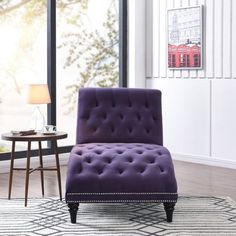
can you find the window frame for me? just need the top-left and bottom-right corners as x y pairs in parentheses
(0, 0), (128, 161)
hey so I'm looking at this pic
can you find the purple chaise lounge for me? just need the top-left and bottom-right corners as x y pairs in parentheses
(65, 88), (178, 223)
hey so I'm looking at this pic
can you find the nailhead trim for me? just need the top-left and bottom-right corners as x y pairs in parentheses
(67, 192), (178, 195)
(67, 199), (177, 203)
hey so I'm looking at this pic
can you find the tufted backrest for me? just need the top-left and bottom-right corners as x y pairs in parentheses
(76, 88), (163, 145)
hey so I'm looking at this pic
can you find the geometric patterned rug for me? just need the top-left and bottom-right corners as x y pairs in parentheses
(0, 196), (236, 235)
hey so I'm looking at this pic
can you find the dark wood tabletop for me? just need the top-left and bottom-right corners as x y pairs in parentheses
(1, 132), (68, 142)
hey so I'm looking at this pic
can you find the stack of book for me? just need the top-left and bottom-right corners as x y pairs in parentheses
(19, 130), (37, 136)
(11, 130), (36, 136)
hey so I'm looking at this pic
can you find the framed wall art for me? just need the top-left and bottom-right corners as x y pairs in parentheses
(167, 5), (203, 69)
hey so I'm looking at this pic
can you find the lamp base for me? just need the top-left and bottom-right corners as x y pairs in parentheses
(29, 106), (45, 132)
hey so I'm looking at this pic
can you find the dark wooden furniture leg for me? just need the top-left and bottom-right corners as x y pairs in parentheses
(53, 140), (62, 201)
(25, 141), (31, 207)
(2, 132), (67, 207)
(8, 141), (15, 200)
(163, 202), (175, 222)
(38, 141), (44, 197)
(68, 203), (79, 223)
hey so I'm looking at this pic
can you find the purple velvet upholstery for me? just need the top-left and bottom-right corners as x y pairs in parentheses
(66, 143), (177, 203)
(76, 88), (163, 145)
(66, 88), (177, 221)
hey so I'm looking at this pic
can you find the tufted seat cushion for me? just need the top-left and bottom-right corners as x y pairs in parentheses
(66, 143), (178, 203)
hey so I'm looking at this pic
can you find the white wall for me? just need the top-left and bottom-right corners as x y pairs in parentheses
(147, 0), (236, 79)
(145, 0), (236, 169)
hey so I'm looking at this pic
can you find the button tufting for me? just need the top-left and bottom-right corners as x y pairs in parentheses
(140, 168), (145, 173)
(146, 128), (150, 134)
(77, 151), (82, 155)
(137, 114), (141, 121)
(120, 114), (124, 120)
(145, 101), (149, 108)
(128, 128), (132, 133)
(103, 114), (107, 120)
(118, 169), (124, 174)
(157, 151), (162, 155)
(111, 127), (115, 133)
(149, 159), (155, 164)
(159, 166), (164, 172)
(86, 158), (91, 163)
(152, 115), (157, 121)
(117, 150), (123, 154)
(137, 150), (143, 154)
(95, 150), (102, 155)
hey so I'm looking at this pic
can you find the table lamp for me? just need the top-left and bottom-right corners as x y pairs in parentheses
(27, 84), (51, 132)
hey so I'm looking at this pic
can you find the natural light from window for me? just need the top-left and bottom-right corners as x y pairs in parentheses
(0, 0), (119, 152)
(56, 0), (119, 145)
(0, 0), (47, 152)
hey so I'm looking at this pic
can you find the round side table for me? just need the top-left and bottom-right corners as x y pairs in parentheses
(1, 132), (67, 206)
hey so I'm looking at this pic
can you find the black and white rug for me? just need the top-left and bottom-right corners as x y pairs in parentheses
(0, 197), (236, 235)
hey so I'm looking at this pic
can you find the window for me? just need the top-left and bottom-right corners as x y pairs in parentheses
(0, 0), (47, 153)
(168, 54), (171, 67)
(0, 0), (127, 158)
(56, 0), (120, 145)
(179, 54), (186, 67)
(193, 54), (200, 67)
(186, 55), (190, 67)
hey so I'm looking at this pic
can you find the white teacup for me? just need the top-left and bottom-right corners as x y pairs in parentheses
(44, 125), (56, 133)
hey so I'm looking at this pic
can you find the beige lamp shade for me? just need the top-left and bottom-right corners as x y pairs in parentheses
(27, 84), (51, 104)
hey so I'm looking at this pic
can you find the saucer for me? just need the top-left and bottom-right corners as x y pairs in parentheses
(42, 131), (57, 135)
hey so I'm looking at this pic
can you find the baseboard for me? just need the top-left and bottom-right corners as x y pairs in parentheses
(172, 152), (236, 170)
(0, 153), (69, 174)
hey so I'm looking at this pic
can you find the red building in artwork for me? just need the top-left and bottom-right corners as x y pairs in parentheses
(168, 44), (201, 68)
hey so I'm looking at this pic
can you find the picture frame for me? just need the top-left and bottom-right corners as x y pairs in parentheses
(167, 5), (203, 69)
